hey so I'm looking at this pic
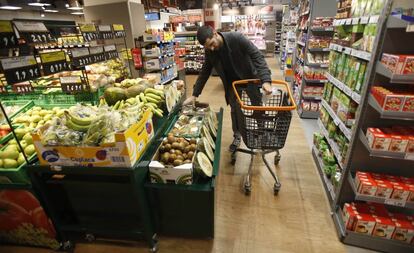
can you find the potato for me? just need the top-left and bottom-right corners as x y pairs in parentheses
(167, 135), (175, 144)
(164, 143), (171, 151)
(175, 150), (182, 156)
(172, 142), (180, 149)
(187, 151), (194, 159)
(173, 159), (183, 166)
(176, 155), (184, 161)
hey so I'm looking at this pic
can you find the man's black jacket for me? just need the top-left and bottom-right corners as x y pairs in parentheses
(192, 32), (272, 104)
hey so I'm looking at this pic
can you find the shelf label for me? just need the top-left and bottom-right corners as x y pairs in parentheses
(1, 56), (40, 85)
(12, 82), (34, 94)
(80, 24), (97, 32)
(40, 51), (70, 76)
(352, 18), (360, 24)
(385, 198), (406, 207)
(98, 25), (114, 40)
(352, 93), (361, 104)
(345, 18), (352, 25)
(343, 85), (352, 97)
(360, 16), (370, 24)
(104, 44), (118, 60)
(369, 15), (380, 24)
(13, 21), (55, 44)
(13, 21), (48, 32)
(0, 21), (17, 48)
(70, 48), (92, 67)
(113, 24), (126, 38)
(71, 47), (89, 58)
(60, 76), (86, 94)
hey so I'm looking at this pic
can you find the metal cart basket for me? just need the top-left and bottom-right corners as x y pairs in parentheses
(231, 79), (296, 195)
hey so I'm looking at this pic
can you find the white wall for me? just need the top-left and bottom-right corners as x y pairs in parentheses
(0, 10), (84, 22)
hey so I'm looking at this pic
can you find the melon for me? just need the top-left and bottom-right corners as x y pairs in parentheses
(195, 152), (213, 177)
(126, 85), (145, 98)
(104, 87), (127, 106)
(199, 137), (214, 162)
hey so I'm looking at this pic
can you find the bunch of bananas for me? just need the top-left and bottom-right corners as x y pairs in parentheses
(64, 111), (97, 133)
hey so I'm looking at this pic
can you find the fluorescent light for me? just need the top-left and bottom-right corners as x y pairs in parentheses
(67, 0), (83, 10)
(65, 4), (69, 8)
(67, 6), (83, 10)
(28, 3), (51, 7)
(44, 9), (58, 13)
(71, 12), (84, 15)
(0, 6), (22, 10)
(213, 3), (219, 10)
(40, 13), (45, 17)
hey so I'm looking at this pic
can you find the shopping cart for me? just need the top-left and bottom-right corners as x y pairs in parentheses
(231, 79), (296, 195)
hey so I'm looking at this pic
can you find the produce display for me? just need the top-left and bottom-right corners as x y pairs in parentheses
(342, 202), (414, 244)
(329, 52), (367, 93)
(149, 105), (218, 185)
(366, 127), (414, 154)
(354, 171), (414, 202)
(0, 190), (59, 249)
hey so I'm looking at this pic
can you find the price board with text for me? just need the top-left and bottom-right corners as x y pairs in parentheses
(80, 24), (99, 42)
(0, 21), (18, 48)
(98, 25), (114, 40)
(70, 47), (92, 67)
(12, 82), (34, 94)
(1, 56), (41, 85)
(13, 21), (55, 44)
(60, 76), (87, 94)
(40, 51), (70, 76)
(104, 44), (118, 60)
(113, 24), (126, 38)
(89, 46), (105, 63)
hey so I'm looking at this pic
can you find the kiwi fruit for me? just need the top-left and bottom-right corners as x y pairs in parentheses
(164, 143), (171, 151)
(173, 159), (183, 166)
(183, 159), (191, 164)
(175, 150), (183, 156)
(170, 149), (176, 154)
(172, 142), (180, 149)
(176, 155), (184, 161)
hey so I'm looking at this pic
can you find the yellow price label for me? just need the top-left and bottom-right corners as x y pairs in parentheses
(40, 51), (66, 63)
(0, 21), (13, 33)
(80, 24), (97, 32)
(113, 24), (124, 31)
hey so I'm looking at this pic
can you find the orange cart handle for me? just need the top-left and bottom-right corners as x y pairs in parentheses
(232, 79), (297, 111)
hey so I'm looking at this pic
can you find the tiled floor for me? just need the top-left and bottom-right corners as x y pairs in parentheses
(0, 57), (376, 253)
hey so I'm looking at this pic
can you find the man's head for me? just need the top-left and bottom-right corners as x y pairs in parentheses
(197, 26), (223, 52)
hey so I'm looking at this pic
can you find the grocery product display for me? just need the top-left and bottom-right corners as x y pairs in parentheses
(174, 31), (204, 74)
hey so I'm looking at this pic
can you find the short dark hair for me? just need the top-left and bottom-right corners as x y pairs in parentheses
(197, 26), (214, 45)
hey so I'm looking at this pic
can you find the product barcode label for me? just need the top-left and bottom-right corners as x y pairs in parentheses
(111, 156), (126, 163)
(385, 198), (406, 207)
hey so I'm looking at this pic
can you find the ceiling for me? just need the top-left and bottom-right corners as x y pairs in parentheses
(0, 0), (85, 14)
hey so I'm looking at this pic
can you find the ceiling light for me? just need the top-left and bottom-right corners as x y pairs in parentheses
(65, 3), (69, 8)
(67, 0), (83, 10)
(44, 9), (58, 13)
(213, 3), (219, 10)
(28, 1), (51, 7)
(71, 12), (84, 15)
(40, 13), (45, 17)
(0, 6), (22, 10)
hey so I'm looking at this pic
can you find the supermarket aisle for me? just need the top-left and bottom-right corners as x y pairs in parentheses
(0, 57), (373, 253)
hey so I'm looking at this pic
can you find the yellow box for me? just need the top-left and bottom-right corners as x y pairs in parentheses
(32, 110), (154, 168)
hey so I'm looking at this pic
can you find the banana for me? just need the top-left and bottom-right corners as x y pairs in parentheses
(126, 97), (136, 105)
(145, 88), (165, 98)
(146, 97), (159, 104)
(145, 102), (158, 109)
(136, 95), (141, 103)
(118, 100), (125, 110)
(99, 98), (106, 106)
(64, 111), (93, 126)
(145, 103), (156, 111)
(65, 118), (90, 132)
(113, 100), (121, 110)
(145, 93), (162, 101)
(139, 93), (147, 103)
(154, 108), (163, 117)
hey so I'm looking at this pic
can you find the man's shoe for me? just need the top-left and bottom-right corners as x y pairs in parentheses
(229, 135), (241, 152)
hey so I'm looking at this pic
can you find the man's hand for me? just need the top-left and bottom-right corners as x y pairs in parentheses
(183, 95), (196, 106)
(262, 82), (272, 95)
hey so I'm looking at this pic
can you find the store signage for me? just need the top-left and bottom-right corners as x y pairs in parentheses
(89, 46), (105, 63)
(40, 51), (70, 76)
(104, 44), (118, 60)
(1, 56), (40, 85)
(60, 76), (86, 94)
(12, 82), (34, 94)
(113, 24), (126, 38)
(13, 21), (55, 44)
(98, 25), (113, 40)
(80, 24), (99, 42)
(0, 21), (17, 48)
(70, 47), (92, 67)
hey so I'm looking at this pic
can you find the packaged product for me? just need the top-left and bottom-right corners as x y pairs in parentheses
(331, 87), (342, 113)
(372, 216), (396, 239)
(390, 183), (411, 202)
(392, 219), (414, 243)
(354, 213), (376, 235)
(372, 0), (386, 15)
(355, 61), (367, 93)
(357, 178), (377, 196)
(366, 128), (391, 151)
(343, 203), (359, 230)
(381, 128), (409, 153)
(374, 180), (394, 199)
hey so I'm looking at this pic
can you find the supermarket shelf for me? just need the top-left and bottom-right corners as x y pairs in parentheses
(144, 52), (175, 59)
(329, 43), (371, 61)
(333, 15), (380, 26)
(326, 72), (361, 104)
(368, 95), (414, 121)
(359, 130), (412, 160)
(348, 174), (414, 209)
(333, 207), (414, 253)
(35, 44), (89, 49)
(321, 99), (352, 141)
(308, 48), (330, 52)
(387, 15), (414, 29)
(304, 78), (328, 84)
(174, 31), (197, 36)
(317, 119), (345, 170)
(312, 147), (336, 205)
(299, 108), (320, 119)
(311, 26), (334, 32)
(306, 62), (329, 68)
(302, 95), (322, 100)
(297, 41), (306, 47)
(376, 62), (414, 84)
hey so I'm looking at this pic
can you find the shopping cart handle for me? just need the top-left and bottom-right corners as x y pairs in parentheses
(232, 79), (297, 111)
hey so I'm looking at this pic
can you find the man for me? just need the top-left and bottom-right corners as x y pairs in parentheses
(183, 26), (272, 152)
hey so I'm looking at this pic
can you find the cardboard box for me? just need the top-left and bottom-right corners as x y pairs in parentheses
(367, 128), (391, 151)
(358, 179), (377, 196)
(402, 95), (414, 112)
(381, 128), (409, 153)
(390, 184), (411, 202)
(375, 181), (394, 199)
(353, 213), (376, 235)
(343, 203), (359, 231)
(396, 55), (414, 75)
(372, 216), (396, 239)
(32, 110), (154, 168)
(392, 218), (414, 243)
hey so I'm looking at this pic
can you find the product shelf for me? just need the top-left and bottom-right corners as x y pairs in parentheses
(358, 130), (412, 160)
(308, 48), (330, 52)
(321, 99), (352, 141)
(368, 95), (414, 120)
(302, 95), (322, 100)
(317, 119), (345, 170)
(311, 147), (336, 205)
(386, 15), (414, 29)
(326, 72), (361, 104)
(329, 43), (372, 61)
(298, 108), (320, 119)
(348, 174), (414, 209)
(376, 62), (414, 84)
(311, 26), (334, 32)
(305, 62), (329, 68)
(297, 41), (306, 47)
(303, 78), (328, 84)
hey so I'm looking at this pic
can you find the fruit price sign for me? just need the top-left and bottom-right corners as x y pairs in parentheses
(60, 76), (86, 94)
(104, 44), (118, 60)
(89, 46), (105, 63)
(113, 24), (126, 38)
(80, 24), (99, 42)
(70, 47), (92, 67)
(0, 20), (17, 48)
(40, 51), (70, 76)
(12, 82), (34, 94)
(98, 25), (113, 40)
(1, 56), (40, 85)
(13, 21), (55, 44)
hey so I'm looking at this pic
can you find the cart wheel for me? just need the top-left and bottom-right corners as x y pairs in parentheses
(149, 242), (159, 253)
(60, 241), (74, 252)
(244, 185), (251, 196)
(274, 154), (281, 165)
(231, 152), (237, 165)
(85, 233), (95, 242)
(273, 183), (281, 196)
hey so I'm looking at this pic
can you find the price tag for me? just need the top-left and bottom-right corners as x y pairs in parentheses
(343, 85), (352, 96)
(333, 118), (340, 126)
(60, 76), (86, 94)
(360, 16), (370, 24)
(325, 27), (334, 31)
(385, 198), (406, 207)
(20, 32), (55, 44)
(340, 19), (346, 25)
(0, 56), (40, 85)
(113, 24), (126, 38)
(405, 154), (414, 160)
(406, 24), (414, 33)
(104, 44), (118, 60)
(70, 48), (92, 67)
(344, 47), (352, 55)
(352, 18), (360, 25)
(360, 51), (371, 61)
(40, 51), (70, 76)
(89, 46), (105, 63)
(12, 82), (34, 94)
(0, 21), (17, 48)
(98, 25), (113, 40)
(352, 92), (361, 104)
(329, 43), (334, 50)
(369, 15), (380, 24)
(80, 24), (96, 32)
(345, 18), (352, 25)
